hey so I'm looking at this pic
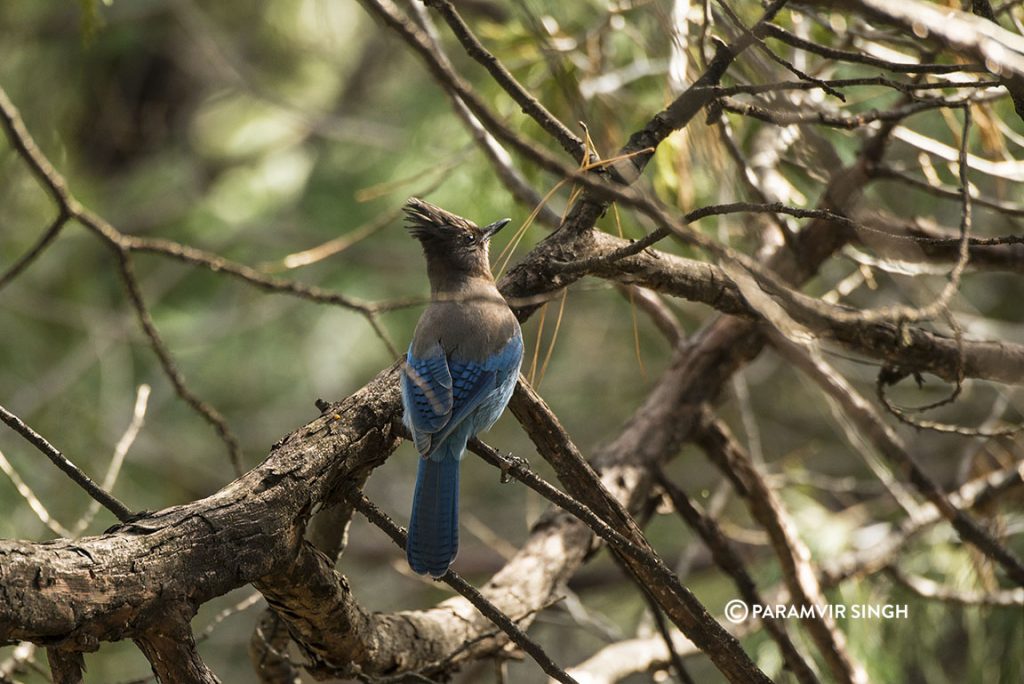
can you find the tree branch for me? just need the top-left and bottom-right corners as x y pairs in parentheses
(761, 23), (986, 74)
(656, 472), (820, 684)
(0, 404), (132, 523)
(822, 462), (1024, 586)
(45, 648), (84, 684)
(423, 0), (587, 162)
(134, 610), (220, 684)
(349, 492), (579, 684)
(693, 413), (867, 684)
(769, 330), (1024, 586)
(0, 365), (401, 649)
(852, 210), (1024, 274)
(847, 0), (1024, 119)
(886, 566), (1024, 607)
(509, 381), (773, 683)
(566, 231), (1024, 385)
(116, 251), (245, 477)
(407, 2), (562, 229)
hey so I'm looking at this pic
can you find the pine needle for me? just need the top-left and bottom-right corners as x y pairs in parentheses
(537, 288), (569, 388)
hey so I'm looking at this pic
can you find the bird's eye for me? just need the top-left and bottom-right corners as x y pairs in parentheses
(463, 233), (477, 245)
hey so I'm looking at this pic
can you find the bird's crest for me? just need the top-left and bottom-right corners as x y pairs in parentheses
(404, 198), (478, 241)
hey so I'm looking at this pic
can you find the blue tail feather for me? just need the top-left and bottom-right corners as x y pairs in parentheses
(407, 450), (460, 577)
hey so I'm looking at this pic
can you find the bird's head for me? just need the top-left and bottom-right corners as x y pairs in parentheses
(404, 198), (510, 289)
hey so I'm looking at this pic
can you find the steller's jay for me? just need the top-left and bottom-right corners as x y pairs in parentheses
(401, 198), (523, 578)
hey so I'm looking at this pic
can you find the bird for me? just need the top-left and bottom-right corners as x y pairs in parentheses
(400, 198), (524, 578)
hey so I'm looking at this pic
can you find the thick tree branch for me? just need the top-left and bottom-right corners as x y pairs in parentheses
(134, 609), (220, 684)
(45, 648), (84, 684)
(0, 365), (401, 649)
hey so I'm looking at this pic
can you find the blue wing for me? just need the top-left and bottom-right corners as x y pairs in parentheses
(401, 342), (496, 459)
(401, 334), (523, 460)
(477, 331), (524, 427)
(401, 343), (453, 455)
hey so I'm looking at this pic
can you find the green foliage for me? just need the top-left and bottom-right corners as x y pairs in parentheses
(76, 0), (104, 44)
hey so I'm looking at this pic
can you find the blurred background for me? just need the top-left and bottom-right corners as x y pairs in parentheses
(1, 0), (1022, 682)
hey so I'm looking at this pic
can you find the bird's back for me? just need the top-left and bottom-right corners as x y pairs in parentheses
(412, 284), (520, 363)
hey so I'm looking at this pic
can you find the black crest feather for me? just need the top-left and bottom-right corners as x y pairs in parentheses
(404, 198), (478, 241)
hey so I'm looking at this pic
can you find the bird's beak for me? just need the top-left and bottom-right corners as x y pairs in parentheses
(480, 218), (511, 241)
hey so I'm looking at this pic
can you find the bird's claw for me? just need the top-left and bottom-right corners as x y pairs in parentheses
(499, 452), (528, 484)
